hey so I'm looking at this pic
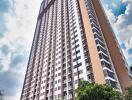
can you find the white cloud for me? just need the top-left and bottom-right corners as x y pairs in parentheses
(122, 0), (132, 3)
(101, 0), (132, 65)
(4, 96), (19, 100)
(0, 0), (42, 99)
(4, 92), (20, 100)
(112, 2), (119, 9)
(1, 0), (42, 70)
(0, 56), (10, 72)
(3, 0), (42, 49)
(104, 5), (117, 23)
(115, 2), (132, 41)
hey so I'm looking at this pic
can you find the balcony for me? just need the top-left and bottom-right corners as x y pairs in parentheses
(64, 96), (67, 100)
(64, 87), (67, 91)
(64, 80), (66, 83)
(68, 78), (72, 82)
(64, 73), (66, 76)
(68, 86), (72, 90)
(68, 71), (72, 75)
(87, 71), (91, 75)
(69, 94), (72, 98)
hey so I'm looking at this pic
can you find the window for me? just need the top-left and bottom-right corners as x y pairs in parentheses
(75, 44), (79, 48)
(104, 69), (115, 79)
(58, 86), (61, 90)
(58, 94), (61, 98)
(73, 56), (81, 62)
(58, 73), (61, 76)
(99, 53), (109, 62)
(58, 79), (61, 83)
(101, 61), (111, 69)
(78, 70), (83, 74)
(75, 80), (78, 84)
(76, 50), (80, 54)
(97, 46), (107, 54)
(74, 63), (82, 68)
(58, 67), (61, 70)
(55, 87), (57, 91)
(95, 39), (105, 48)
(75, 39), (79, 43)
(106, 79), (117, 88)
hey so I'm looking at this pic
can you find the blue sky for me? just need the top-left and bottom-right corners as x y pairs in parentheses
(0, 0), (132, 99)
(102, 0), (127, 16)
(100, 0), (132, 65)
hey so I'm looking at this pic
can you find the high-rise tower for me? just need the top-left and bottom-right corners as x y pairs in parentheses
(21, 0), (132, 100)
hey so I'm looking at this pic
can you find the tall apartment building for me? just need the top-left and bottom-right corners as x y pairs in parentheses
(21, 0), (132, 100)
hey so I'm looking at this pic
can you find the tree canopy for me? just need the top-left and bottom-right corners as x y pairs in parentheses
(76, 80), (121, 100)
(125, 86), (132, 100)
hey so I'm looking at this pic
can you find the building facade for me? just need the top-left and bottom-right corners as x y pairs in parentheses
(129, 65), (132, 79)
(21, 0), (132, 100)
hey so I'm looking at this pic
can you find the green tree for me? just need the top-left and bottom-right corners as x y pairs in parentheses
(76, 80), (121, 100)
(125, 86), (132, 100)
